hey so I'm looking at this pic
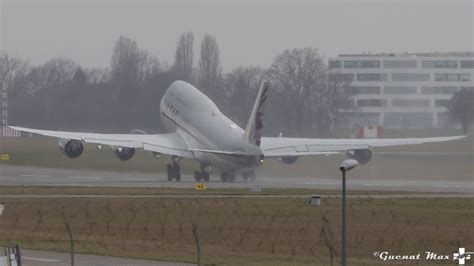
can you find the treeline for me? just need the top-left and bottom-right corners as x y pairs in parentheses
(1, 32), (351, 137)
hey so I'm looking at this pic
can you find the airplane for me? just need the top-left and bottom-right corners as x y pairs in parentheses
(9, 80), (465, 182)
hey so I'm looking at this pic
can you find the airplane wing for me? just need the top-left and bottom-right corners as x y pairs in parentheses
(9, 126), (194, 158)
(260, 135), (466, 157)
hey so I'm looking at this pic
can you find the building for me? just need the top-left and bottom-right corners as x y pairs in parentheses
(329, 52), (474, 128)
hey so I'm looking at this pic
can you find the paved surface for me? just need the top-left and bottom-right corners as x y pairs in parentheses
(19, 248), (193, 266)
(0, 165), (473, 193)
(0, 193), (473, 199)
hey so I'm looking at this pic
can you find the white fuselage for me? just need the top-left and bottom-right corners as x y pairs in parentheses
(159, 81), (263, 173)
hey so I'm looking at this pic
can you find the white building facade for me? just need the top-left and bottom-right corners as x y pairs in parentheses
(329, 52), (474, 128)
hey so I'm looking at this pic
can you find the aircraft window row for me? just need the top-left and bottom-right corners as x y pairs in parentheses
(164, 99), (179, 117)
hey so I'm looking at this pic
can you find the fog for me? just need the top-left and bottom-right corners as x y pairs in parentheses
(2, 0), (472, 71)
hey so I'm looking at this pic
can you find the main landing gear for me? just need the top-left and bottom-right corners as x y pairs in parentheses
(167, 156), (182, 182)
(242, 170), (256, 181)
(194, 165), (210, 182)
(220, 172), (236, 182)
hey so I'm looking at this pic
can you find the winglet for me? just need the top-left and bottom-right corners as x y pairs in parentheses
(243, 80), (269, 146)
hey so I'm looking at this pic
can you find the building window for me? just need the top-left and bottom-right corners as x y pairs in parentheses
(329, 73), (354, 82)
(329, 60), (342, 69)
(460, 60), (474, 68)
(336, 113), (380, 127)
(422, 60), (458, 68)
(344, 60), (380, 68)
(383, 60), (417, 68)
(357, 73), (388, 81)
(391, 73), (430, 81)
(341, 99), (355, 109)
(356, 99), (387, 107)
(434, 73), (471, 81)
(384, 112), (433, 128)
(383, 86), (417, 94)
(421, 86), (457, 95)
(391, 99), (431, 108)
(352, 86), (381, 94)
(435, 99), (450, 108)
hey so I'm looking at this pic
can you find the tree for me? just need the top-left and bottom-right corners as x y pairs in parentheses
(449, 88), (474, 134)
(84, 68), (110, 83)
(41, 57), (80, 87)
(0, 53), (30, 95)
(110, 36), (141, 103)
(224, 66), (263, 126)
(173, 32), (194, 82)
(199, 34), (222, 98)
(137, 50), (162, 86)
(110, 36), (162, 104)
(267, 48), (351, 137)
(319, 71), (353, 136)
(72, 68), (87, 87)
(267, 48), (326, 136)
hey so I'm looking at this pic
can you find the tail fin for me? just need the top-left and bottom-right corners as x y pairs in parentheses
(243, 80), (269, 146)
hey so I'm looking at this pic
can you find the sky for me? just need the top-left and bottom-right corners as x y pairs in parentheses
(0, 0), (472, 72)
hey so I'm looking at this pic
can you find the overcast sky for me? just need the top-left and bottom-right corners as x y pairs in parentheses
(1, 0), (472, 71)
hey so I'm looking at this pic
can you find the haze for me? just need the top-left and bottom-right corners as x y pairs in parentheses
(1, 0), (472, 71)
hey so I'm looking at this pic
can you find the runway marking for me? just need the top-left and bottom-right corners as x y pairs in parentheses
(22, 256), (61, 262)
(70, 176), (103, 180)
(19, 174), (51, 178)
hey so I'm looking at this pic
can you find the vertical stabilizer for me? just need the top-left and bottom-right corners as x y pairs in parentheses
(243, 81), (269, 146)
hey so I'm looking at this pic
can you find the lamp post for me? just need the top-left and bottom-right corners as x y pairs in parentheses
(339, 159), (358, 266)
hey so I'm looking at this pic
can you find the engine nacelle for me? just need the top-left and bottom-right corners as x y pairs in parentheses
(346, 149), (372, 165)
(279, 156), (298, 165)
(58, 139), (84, 158)
(111, 146), (135, 161)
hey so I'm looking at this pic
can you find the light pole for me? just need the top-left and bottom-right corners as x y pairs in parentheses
(339, 159), (358, 266)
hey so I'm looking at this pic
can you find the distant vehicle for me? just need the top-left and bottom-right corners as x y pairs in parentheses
(10, 80), (464, 182)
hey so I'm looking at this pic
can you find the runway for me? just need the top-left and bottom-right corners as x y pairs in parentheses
(18, 248), (192, 266)
(0, 165), (473, 194)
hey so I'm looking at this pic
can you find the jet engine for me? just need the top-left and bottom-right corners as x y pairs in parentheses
(111, 146), (135, 161)
(152, 152), (161, 159)
(346, 149), (372, 165)
(58, 139), (84, 158)
(279, 156), (298, 165)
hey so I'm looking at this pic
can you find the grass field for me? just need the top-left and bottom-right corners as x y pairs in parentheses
(0, 131), (472, 265)
(0, 187), (472, 265)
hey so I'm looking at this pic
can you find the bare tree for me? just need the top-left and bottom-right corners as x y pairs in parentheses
(173, 32), (194, 82)
(224, 66), (263, 126)
(267, 48), (346, 137)
(43, 58), (79, 85)
(449, 87), (474, 134)
(110, 36), (141, 103)
(0, 53), (30, 94)
(315, 71), (353, 136)
(137, 50), (162, 86)
(72, 68), (87, 87)
(110, 36), (162, 103)
(199, 34), (222, 97)
(84, 68), (110, 83)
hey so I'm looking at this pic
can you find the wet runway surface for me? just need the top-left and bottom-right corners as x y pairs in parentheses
(19, 248), (193, 266)
(0, 165), (473, 194)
